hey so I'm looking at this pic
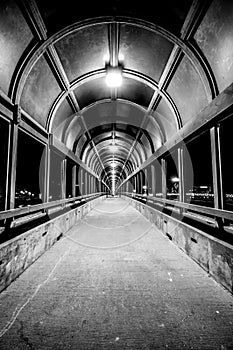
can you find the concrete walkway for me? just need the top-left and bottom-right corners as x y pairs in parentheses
(0, 197), (232, 349)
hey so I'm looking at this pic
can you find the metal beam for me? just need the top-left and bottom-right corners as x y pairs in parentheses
(49, 134), (99, 179)
(210, 126), (224, 210)
(119, 82), (233, 187)
(18, 0), (47, 40)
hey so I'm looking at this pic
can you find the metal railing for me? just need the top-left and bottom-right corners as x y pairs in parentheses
(124, 192), (233, 227)
(0, 192), (105, 223)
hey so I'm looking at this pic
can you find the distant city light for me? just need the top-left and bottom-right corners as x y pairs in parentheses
(171, 176), (179, 182)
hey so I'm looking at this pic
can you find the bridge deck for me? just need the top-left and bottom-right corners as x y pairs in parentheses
(0, 198), (232, 349)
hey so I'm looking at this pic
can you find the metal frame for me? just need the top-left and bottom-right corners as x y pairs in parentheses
(125, 193), (233, 226)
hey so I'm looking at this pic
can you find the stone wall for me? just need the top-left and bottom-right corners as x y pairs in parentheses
(127, 197), (233, 295)
(0, 196), (104, 293)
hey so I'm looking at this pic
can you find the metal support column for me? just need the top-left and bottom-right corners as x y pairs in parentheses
(72, 165), (76, 198)
(151, 164), (155, 196)
(61, 159), (67, 204)
(210, 126), (224, 228)
(44, 144), (50, 204)
(8, 105), (21, 210)
(161, 158), (167, 199)
(178, 147), (185, 214)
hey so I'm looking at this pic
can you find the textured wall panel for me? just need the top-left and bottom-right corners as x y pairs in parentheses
(167, 56), (208, 125)
(144, 116), (163, 150)
(118, 77), (154, 108)
(51, 98), (74, 139)
(0, 196), (105, 293)
(119, 24), (174, 82)
(55, 24), (108, 82)
(154, 98), (178, 140)
(195, 0), (233, 93)
(73, 77), (110, 110)
(0, 0), (33, 94)
(20, 56), (61, 127)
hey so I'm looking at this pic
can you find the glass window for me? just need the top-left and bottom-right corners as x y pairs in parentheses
(15, 130), (45, 207)
(49, 150), (62, 201)
(220, 115), (233, 211)
(66, 160), (74, 198)
(75, 165), (81, 196)
(154, 159), (163, 197)
(166, 150), (179, 201)
(184, 131), (214, 207)
(0, 118), (9, 211)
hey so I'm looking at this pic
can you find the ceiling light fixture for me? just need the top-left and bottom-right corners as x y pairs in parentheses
(110, 161), (116, 168)
(105, 65), (123, 88)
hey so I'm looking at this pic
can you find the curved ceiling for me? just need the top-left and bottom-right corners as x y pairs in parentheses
(1, 0), (225, 190)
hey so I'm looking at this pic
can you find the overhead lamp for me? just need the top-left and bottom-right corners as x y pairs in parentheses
(105, 65), (123, 88)
(110, 161), (117, 168)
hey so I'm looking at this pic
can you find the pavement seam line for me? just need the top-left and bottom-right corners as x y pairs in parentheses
(0, 247), (71, 339)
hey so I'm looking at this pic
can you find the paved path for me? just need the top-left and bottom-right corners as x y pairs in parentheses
(0, 197), (232, 349)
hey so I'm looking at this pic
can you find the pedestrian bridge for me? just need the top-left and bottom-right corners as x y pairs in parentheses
(1, 0), (233, 348)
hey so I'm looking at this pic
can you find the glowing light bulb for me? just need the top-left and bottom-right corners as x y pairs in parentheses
(105, 67), (122, 88)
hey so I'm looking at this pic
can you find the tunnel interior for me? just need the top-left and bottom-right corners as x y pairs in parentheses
(0, 1), (233, 243)
(1, 2), (233, 347)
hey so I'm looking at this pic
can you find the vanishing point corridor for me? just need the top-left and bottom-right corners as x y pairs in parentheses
(1, 1), (233, 348)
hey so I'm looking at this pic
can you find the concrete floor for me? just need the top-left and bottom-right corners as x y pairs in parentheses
(0, 197), (233, 350)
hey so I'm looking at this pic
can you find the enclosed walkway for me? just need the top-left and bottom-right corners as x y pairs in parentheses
(0, 198), (232, 350)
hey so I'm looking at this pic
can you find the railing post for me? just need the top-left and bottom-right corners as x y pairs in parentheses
(178, 147), (185, 215)
(8, 105), (21, 210)
(151, 164), (155, 196)
(161, 158), (167, 202)
(61, 159), (67, 207)
(210, 126), (224, 229)
(72, 165), (76, 198)
(5, 105), (20, 230)
(45, 143), (50, 202)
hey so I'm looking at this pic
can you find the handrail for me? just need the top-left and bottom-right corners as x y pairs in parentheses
(124, 192), (233, 222)
(0, 192), (105, 221)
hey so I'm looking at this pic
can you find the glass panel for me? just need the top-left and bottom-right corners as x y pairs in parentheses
(119, 24), (173, 82)
(167, 56), (208, 125)
(55, 24), (108, 81)
(0, 0), (32, 94)
(220, 115), (233, 211)
(20, 55), (61, 127)
(154, 98), (178, 141)
(184, 131), (214, 207)
(0, 118), (9, 211)
(51, 98), (74, 140)
(49, 150), (62, 201)
(15, 131), (45, 207)
(154, 159), (162, 197)
(166, 150), (179, 201)
(75, 165), (81, 196)
(66, 160), (74, 198)
(118, 77), (154, 109)
(195, 0), (233, 93)
(73, 77), (110, 110)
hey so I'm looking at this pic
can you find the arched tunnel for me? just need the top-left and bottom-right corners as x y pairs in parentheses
(0, 0), (233, 348)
